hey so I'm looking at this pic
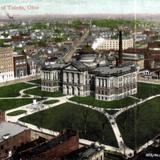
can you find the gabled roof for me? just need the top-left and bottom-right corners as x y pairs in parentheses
(64, 61), (88, 72)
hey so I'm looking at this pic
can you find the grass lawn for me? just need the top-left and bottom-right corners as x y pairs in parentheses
(20, 103), (118, 147)
(0, 99), (38, 111)
(7, 110), (27, 116)
(0, 83), (34, 97)
(135, 82), (160, 99)
(69, 96), (137, 109)
(117, 97), (160, 149)
(24, 87), (64, 97)
(43, 100), (59, 105)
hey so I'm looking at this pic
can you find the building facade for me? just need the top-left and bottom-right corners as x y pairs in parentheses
(0, 47), (14, 83)
(92, 38), (134, 51)
(94, 66), (137, 101)
(41, 61), (137, 101)
(13, 54), (28, 78)
(62, 61), (90, 96)
(41, 64), (64, 92)
(122, 53), (144, 70)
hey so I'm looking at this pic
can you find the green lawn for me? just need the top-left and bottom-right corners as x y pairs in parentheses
(135, 82), (160, 99)
(7, 110), (27, 116)
(0, 83), (34, 97)
(24, 87), (63, 97)
(43, 100), (59, 105)
(117, 97), (160, 149)
(69, 96), (137, 109)
(0, 99), (36, 111)
(20, 103), (118, 147)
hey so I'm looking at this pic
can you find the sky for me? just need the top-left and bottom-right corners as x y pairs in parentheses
(0, 0), (160, 16)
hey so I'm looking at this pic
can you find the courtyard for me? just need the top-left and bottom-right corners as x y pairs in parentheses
(20, 102), (118, 147)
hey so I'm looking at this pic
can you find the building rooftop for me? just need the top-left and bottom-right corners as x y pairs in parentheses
(93, 65), (136, 77)
(0, 122), (28, 143)
(42, 63), (66, 71)
(70, 61), (88, 71)
(64, 144), (103, 159)
(123, 53), (144, 60)
(14, 129), (78, 157)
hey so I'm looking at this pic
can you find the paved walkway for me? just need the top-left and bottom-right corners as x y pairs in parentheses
(6, 96), (73, 122)
(67, 100), (134, 158)
(0, 75), (40, 87)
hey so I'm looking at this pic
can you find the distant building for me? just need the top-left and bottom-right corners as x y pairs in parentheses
(145, 41), (160, 71)
(24, 45), (37, 55)
(27, 57), (44, 76)
(92, 38), (133, 51)
(122, 53), (144, 70)
(0, 47), (14, 83)
(13, 54), (28, 78)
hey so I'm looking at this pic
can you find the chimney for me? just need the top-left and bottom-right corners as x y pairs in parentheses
(119, 30), (123, 65)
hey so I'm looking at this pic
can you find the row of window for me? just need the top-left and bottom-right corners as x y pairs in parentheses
(43, 72), (59, 80)
(42, 87), (58, 92)
(97, 87), (136, 95)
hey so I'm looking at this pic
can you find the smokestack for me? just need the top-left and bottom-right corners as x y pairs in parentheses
(119, 30), (123, 65)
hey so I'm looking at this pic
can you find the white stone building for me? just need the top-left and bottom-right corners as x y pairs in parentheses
(92, 38), (133, 51)
(62, 61), (90, 96)
(93, 65), (137, 101)
(41, 61), (138, 101)
(41, 64), (65, 92)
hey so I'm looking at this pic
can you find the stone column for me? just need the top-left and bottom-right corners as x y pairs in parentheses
(80, 74), (83, 84)
(63, 72), (67, 82)
(100, 78), (102, 87)
(69, 86), (72, 95)
(74, 73), (78, 84)
(96, 78), (99, 86)
(69, 73), (72, 83)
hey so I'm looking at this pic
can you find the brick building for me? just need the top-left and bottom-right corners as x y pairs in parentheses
(0, 122), (31, 159)
(12, 129), (79, 160)
(13, 54), (28, 78)
(145, 41), (160, 70)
